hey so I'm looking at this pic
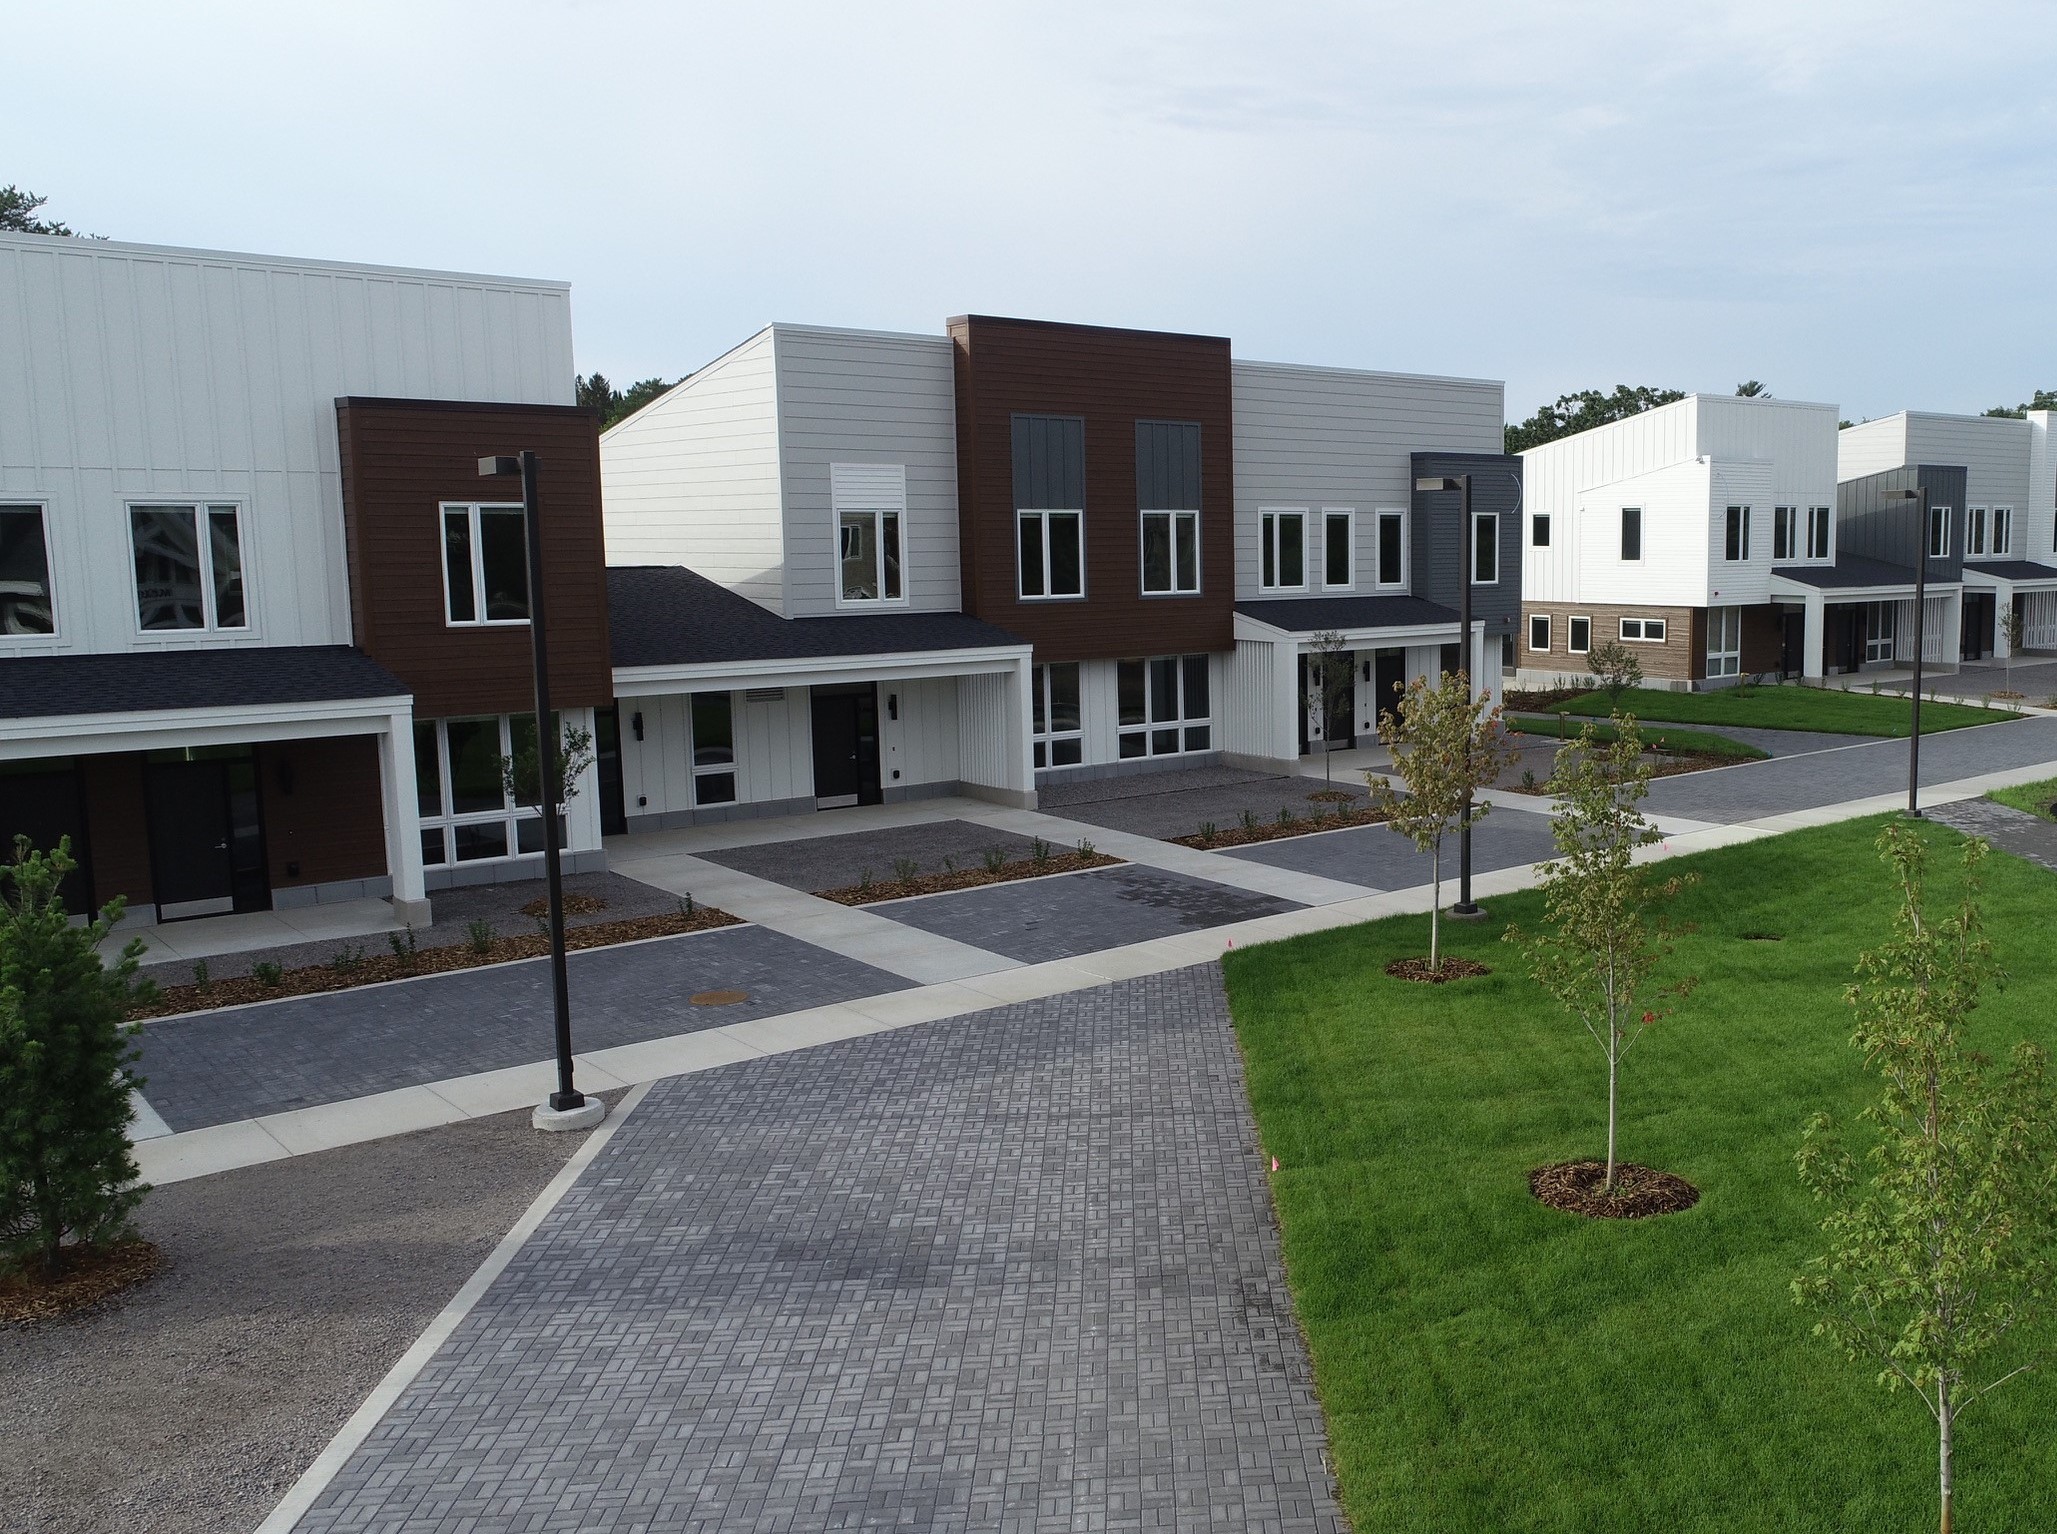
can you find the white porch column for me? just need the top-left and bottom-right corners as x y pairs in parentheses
(1803, 593), (1826, 680)
(1994, 587), (2014, 659)
(1276, 639), (1300, 762)
(1011, 654), (1037, 806)
(563, 706), (605, 861)
(378, 708), (431, 927)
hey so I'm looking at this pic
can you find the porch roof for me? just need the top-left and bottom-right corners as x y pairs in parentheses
(607, 565), (1026, 668)
(1234, 594), (1459, 634)
(1772, 555), (1920, 590)
(0, 644), (409, 722)
(1961, 559), (2057, 584)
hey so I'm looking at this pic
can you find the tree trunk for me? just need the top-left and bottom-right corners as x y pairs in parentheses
(1938, 1377), (1953, 1534)
(1605, 1035), (1619, 1194)
(1430, 844), (1442, 972)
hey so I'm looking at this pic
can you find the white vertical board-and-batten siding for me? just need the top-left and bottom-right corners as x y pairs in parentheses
(598, 329), (785, 611)
(1230, 360), (1503, 601)
(0, 232), (572, 659)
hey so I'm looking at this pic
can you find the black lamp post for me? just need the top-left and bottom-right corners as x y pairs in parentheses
(1417, 472), (1482, 917)
(1884, 485), (1931, 819)
(480, 450), (591, 1124)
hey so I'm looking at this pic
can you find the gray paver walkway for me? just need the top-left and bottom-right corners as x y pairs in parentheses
(291, 968), (1343, 1534)
(1927, 797), (2057, 874)
(136, 925), (911, 1132)
(1041, 765), (1368, 841)
(697, 817), (1046, 893)
(874, 863), (1302, 963)
(1224, 798), (1562, 887)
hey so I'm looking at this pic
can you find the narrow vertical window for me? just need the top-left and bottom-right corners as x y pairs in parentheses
(691, 691), (737, 805)
(1773, 506), (1796, 561)
(1928, 504), (1950, 559)
(1993, 508), (2013, 555)
(1725, 505), (1750, 562)
(1260, 510), (1306, 590)
(1808, 506), (1832, 559)
(1031, 662), (1083, 768)
(1472, 513), (1498, 583)
(1621, 507), (1643, 562)
(0, 506), (55, 635)
(1323, 509), (1353, 588)
(1568, 616), (1591, 654)
(1967, 508), (1987, 557)
(1014, 416), (1084, 600)
(1531, 513), (1551, 548)
(1376, 511), (1404, 586)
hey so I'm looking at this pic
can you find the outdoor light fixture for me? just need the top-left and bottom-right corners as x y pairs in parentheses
(1883, 486), (1931, 819)
(887, 692), (899, 721)
(1414, 472), (1482, 918)
(479, 450), (601, 1132)
(631, 710), (644, 741)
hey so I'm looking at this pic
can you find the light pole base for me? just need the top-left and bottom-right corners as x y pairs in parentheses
(533, 1094), (606, 1133)
(1447, 903), (1488, 923)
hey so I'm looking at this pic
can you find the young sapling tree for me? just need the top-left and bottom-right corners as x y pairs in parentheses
(1587, 639), (1643, 709)
(1306, 628), (1352, 787)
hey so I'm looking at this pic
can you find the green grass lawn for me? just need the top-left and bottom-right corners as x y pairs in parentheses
(1988, 774), (2057, 821)
(1553, 684), (2014, 737)
(1512, 716), (1768, 761)
(1223, 816), (2056, 1532)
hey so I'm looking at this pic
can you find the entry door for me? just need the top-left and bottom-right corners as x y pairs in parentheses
(145, 754), (270, 919)
(1298, 653), (1353, 755)
(1373, 649), (1408, 732)
(810, 683), (883, 809)
(1780, 610), (1806, 679)
(1960, 593), (1993, 661)
(3, 766), (93, 913)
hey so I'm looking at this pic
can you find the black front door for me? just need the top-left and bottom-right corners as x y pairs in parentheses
(1961, 592), (1994, 661)
(145, 749), (269, 919)
(810, 684), (882, 809)
(1780, 610), (1806, 679)
(594, 706), (628, 836)
(1373, 648), (1408, 731)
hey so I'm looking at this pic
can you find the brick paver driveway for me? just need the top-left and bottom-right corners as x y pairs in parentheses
(292, 967), (1343, 1533)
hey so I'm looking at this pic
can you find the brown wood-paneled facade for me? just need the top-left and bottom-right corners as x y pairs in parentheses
(948, 316), (1236, 663)
(255, 737), (387, 892)
(336, 398), (613, 718)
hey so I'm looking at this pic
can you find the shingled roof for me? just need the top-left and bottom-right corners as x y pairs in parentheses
(0, 645), (409, 721)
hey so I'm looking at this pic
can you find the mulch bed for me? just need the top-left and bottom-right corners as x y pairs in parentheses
(1384, 956), (1492, 983)
(129, 905), (741, 1020)
(1, 1240), (163, 1325)
(819, 850), (1122, 905)
(1177, 803), (1391, 849)
(519, 892), (609, 917)
(1530, 1160), (1701, 1219)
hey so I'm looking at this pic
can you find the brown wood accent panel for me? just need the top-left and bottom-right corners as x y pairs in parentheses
(1740, 604), (1784, 675)
(256, 736), (387, 891)
(78, 753), (153, 909)
(336, 398), (613, 718)
(1521, 603), (1698, 682)
(949, 316), (1235, 663)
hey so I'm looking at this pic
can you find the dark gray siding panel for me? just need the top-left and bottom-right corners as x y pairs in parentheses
(1836, 464), (1967, 582)
(1011, 414), (1086, 510)
(1135, 420), (1203, 510)
(1409, 451), (1523, 639)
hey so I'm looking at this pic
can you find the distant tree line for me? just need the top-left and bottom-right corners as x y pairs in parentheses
(1984, 389), (2057, 419)
(0, 184), (82, 236)
(576, 373), (683, 429)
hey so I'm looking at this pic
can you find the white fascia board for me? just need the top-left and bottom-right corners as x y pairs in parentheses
(1234, 610), (1459, 648)
(0, 694), (412, 762)
(1961, 565), (2057, 589)
(612, 644), (1034, 697)
(1769, 574), (1962, 602)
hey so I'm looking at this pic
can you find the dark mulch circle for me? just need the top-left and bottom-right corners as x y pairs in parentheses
(1531, 1160), (1700, 1220)
(0, 1239), (164, 1325)
(1384, 956), (1492, 984)
(1739, 931), (1784, 942)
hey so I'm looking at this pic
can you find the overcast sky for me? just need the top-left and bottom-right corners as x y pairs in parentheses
(15, 1), (2056, 423)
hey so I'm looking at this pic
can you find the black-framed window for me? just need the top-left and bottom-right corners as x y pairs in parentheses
(0, 505), (55, 636)
(1621, 507), (1643, 562)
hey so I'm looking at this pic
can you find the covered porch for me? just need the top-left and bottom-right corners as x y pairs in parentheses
(1961, 560), (2057, 657)
(1772, 559), (1963, 680)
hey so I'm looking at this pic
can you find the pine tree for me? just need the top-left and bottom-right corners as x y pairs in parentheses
(0, 838), (152, 1278)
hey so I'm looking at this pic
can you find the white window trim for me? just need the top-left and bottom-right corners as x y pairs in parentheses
(689, 691), (738, 806)
(1724, 505), (1751, 564)
(1928, 505), (1953, 560)
(1373, 507), (1409, 589)
(1471, 511), (1500, 585)
(1116, 654), (1213, 759)
(831, 462), (910, 609)
(1807, 505), (1833, 561)
(1621, 506), (1644, 562)
(1993, 507), (2014, 556)
(1139, 508), (1201, 596)
(1031, 662), (1085, 769)
(1707, 605), (1742, 678)
(1531, 512), (1551, 548)
(440, 501), (529, 629)
(1321, 507), (1356, 591)
(1772, 505), (1796, 563)
(1258, 508), (1309, 592)
(1568, 615), (1592, 655)
(1620, 616), (1668, 643)
(1528, 613), (1550, 652)
(0, 501), (60, 645)
(418, 715), (545, 868)
(128, 499), (254, 639)
(1967, 506), (1988, 558)
(1016, 508), (1085, 601)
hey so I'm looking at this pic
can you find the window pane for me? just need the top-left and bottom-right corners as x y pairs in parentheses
(695, 770), (737, 806)
(1379, 514), (1403, 584)
(132, 507), (204, 630)
(1279, 515), (1303, 586)
(1175, 512), (1198, 592)
(479, 509), (529, 620)
(1018, 513), (1044, 597)
(1648, 619), (1666, 641)
(414, 720), (442, 816)
(446, 718), (506, 814)
(1049, 662), (1081, 732)
(1325, 513), (1351, 586)
(517, 815), (544, 854)
(691, 692), (734, 768)
(1531, 514), (1551, 548)
(1150, 657), (1179, 722)
(1033, 741), (1046, 769)
(1622, 508), (1642, 561)
(1141, 512), (1171, 593)
(1118, 732), (1147, 759)
(443, 510), (476, 623)
(208, 507), (246, 627)
(1048, 513), (1082, 596)
(1810, 507), (1831, 559)
(1996, 510), (2012, 554)
(840, 512), (879, 600)
(0, 508), (54, 635)
(509, 713), (540, 806)
(1530, 615), (1549, 650)
(1031, 665), (1048, 734)
(1570, 617), (1590, 652)
(420, 827), (447, 866)
(1183, 725), (1210, 752)
(1181, 654), (1209, 720)
(1152, 727), (1180, 755)
(454, 821), (509, 861)
(1261, 515), (1276, 588)
(1117, 659), (1145, 727)
(1053, 737), (1083, 766)
(1474, 516), (1497, 582)
(882, 513), (902, 599)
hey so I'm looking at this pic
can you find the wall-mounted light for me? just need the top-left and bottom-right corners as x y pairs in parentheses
(887, 692), (899, 721)
(1362, 661), (1371, 682)
(631, 710), (644, 741)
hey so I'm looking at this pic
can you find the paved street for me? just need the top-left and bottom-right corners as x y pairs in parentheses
(291, 970), (1344, 1534)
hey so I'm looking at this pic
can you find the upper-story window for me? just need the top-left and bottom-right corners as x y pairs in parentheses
(1992, 508), (2014, 555)
(1376, 510), (1406, 587)
(1014, 414), (1085, 600)
(1137, 421), (1201, 596)
(442, 503), (528, 625)
(1323, 509), (1354, 589)
(1808, 506), (1832, 559)
(1471, 512), (1499, 584)
(1968, 507), (1987, 557)
(1260, 509), (1306, 590)
(1724, 505), (1751, 563)
(1773, 506), (1797, 561)
(831, 463), (906, 605)
(1928, 504), (1952, 559)
(1621, 506), (1643, 562)
(1531, 513), (1551, 547)
(132, 503), (247, 632)
(0, 505), (56, 636)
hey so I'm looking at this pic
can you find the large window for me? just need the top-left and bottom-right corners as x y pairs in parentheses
(442, 503), (527, 625)
(1807, 506), (1832, 559)
(1773, 506), (1797, 561)
(1620, 616), (1667, 643)
(1375, 510), (1405, 586)
(1031, 662), (1083, 769)
(415, 714), (550, 867)
(1259, 509), (1305, 590)
(131, 503), (246, 632)
(690, 691), (737, 805)
(1707, 604), (1741, 678)
(1865, 601), (1897, 664)
(1471, 513), (1498, 584)
(1928, 504), (1951, 559)
(0, 505), (55, 636)
(832, 463), (905, 604)
(1015, 414), (1085, 600)
(1621, 506), (1643, 562)
(1018, 511), (1083, 599)
(1528, 613), (1550, 652)
(1117, 654), (1210, 759)
(1993, 507), (2014, 556)
(1141, 510), (1199, 594)
(1568, 616), (1592, 654)
(1137, 420), (1200, 596)
(1724, 505), (1751, 563)
(1323, 509), (1354, 589)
